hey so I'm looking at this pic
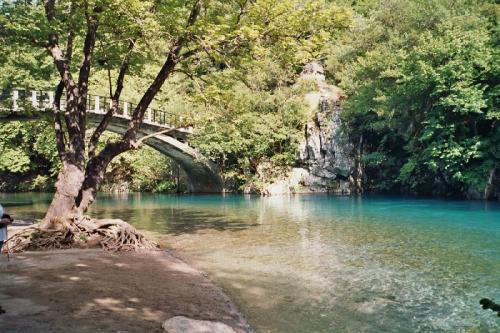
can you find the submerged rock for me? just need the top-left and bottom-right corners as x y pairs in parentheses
(162, 316), (236, 333)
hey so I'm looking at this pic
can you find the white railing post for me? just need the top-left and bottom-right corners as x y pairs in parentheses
(31, 91), (37, 108)
(48, 92), (54, 109)
(12, 90), (19, 111)
(123, 102), (128, 118)
(94, 96), (100, 113)
(109, 99), (113, 111)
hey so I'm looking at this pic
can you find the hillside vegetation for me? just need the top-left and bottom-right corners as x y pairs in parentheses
(0, 0), (497, 198)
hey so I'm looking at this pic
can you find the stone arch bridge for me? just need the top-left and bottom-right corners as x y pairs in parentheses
(0, 89), (222, 193)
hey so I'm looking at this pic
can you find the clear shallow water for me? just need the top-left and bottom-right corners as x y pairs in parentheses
(2, 193), (500, 332)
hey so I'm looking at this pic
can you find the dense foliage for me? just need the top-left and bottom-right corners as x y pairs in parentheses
(328, 0), (499, 197)
(188, 70), (315, 189)
(0, 0), (498, 198)
(0, 119), (59, 190)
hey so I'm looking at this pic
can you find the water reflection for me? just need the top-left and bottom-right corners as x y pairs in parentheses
(2, 193), (500, 332)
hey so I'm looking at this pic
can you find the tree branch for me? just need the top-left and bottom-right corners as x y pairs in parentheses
(47, 42), (76, 90)
(113, 40), (135, 100)
(96, 39), (114, 98)
(53, 81), (67, 161)
(44, 0), (76, 92)
(175, 67), (209, 84)
(44, 0), (56, 21)
(77, 5), (101, 97)
(125, 0), (203, 140)
(235, 0), (250, 25)
(87, 40), (135, 159)
(126, 49), (178, 135)
(179, 46), (202, 61)
(53, 28), (76, 159)
(44, 0), (86, 164)
(62, 29), (75, 136)
(186, 0), (203, 27)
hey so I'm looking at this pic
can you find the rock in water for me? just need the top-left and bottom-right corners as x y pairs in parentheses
(162, 316), (236, 333)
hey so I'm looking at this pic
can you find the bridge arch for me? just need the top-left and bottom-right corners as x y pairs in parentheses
(1, 89), (223, 193)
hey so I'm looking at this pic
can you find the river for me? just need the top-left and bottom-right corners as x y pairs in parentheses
(1, 193), (499, 332)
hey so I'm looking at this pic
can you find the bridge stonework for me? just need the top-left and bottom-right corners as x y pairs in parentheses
(0, 89), (223, 193)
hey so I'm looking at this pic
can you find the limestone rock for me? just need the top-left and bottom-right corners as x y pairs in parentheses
(262, 62), (354, 195)
(263, 180), (290, 196)
(162, 316), (236, 333)
(300, 61), (326, 81)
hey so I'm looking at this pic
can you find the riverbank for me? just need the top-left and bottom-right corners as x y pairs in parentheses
(3, 194), (499, 332)
(0, 223), (251, 333)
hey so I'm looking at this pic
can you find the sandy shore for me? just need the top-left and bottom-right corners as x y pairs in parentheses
(0, 224), (251, 333)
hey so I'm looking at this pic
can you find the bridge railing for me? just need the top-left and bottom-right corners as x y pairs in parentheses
(0, 89), (179, 128)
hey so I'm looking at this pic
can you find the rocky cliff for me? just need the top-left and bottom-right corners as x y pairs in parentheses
(261, 62), (355, 195)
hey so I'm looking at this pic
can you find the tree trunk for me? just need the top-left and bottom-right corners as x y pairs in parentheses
(75, 158), (110, 215)
(76, 140), (132, 214)
(43, 161), (85, 227)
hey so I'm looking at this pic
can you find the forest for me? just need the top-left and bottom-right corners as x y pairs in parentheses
(0, 0), (498, 199)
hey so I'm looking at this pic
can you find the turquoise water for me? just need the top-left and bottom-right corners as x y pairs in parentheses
(2, 193), (500, 332)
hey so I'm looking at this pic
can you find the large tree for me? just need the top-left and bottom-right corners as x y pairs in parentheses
(1, 0), (350, 223)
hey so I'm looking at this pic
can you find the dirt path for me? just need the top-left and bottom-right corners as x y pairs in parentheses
(0, 249), (251, 333)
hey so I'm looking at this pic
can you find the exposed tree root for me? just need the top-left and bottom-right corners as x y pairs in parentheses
(5, 217), (159, 253)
